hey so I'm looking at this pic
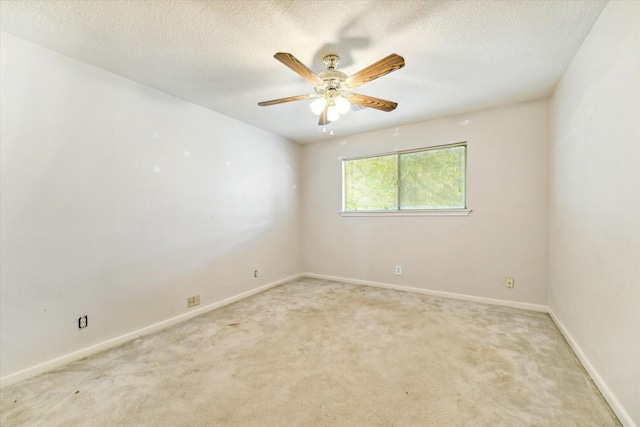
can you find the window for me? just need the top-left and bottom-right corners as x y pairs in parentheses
(342, 142), (469, 216)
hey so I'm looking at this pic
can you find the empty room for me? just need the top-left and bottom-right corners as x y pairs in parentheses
(0, 1), (638, 426)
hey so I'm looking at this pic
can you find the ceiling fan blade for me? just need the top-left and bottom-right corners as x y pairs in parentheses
(349, 93), (398, 112)
(274, 52), (324, 86)
(258, 94), (313, 106)
(345, 54), (405, 89)
(318, 104), (331, 126)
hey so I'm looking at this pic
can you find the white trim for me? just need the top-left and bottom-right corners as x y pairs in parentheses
(340, 209), (472, 217)
(0, 273), (302, 388)
(341, 141), (468, 162)
(302, 273), (547, 312)
(548, 309), (635, 427)
(341, 142), (468, 215)
(3, 272), (632, 427)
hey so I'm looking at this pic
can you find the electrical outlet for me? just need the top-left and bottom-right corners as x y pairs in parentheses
(395, 265), (402, 275)
(78, 315), (88, 329)
(187, 295), (200, 308)
(254, 270), (258, 278)
(505, 277), (515, 288)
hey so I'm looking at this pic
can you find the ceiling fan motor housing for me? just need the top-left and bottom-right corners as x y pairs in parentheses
(323, 54), (340, 70)
(317, 55), (350, 101)
(315, 55), (350, 97)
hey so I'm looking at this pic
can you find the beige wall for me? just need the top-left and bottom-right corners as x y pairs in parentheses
(549, 1), (640, 425)
(0, 33), (302, 379)
(2, 3), (638, 422)
(302, 100), (549, 305)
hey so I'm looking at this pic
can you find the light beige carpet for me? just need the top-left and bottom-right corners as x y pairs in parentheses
(0, 277), (620, 426)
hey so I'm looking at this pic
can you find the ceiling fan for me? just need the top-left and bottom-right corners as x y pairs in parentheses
(258, 52), (405, 126)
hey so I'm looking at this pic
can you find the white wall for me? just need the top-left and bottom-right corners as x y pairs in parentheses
(302, 100), (549, 306)
(549, 2), (640, 425)
(3, 3), (638, 422)
(0, 33), (302, 380)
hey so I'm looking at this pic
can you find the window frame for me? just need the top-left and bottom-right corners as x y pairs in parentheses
(340, 142), (471, 217)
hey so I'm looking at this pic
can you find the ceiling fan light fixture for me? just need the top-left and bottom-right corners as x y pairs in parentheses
(327, 106), (340, 121)
(310, 97), (327, 115)
(335, 96), (350, 114)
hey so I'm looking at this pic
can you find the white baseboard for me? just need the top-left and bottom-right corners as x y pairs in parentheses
(3, 272), (633, 427)
(0, 273), (302, 389)
(302, 272), (549, 312)
(548, 309), (635, 427)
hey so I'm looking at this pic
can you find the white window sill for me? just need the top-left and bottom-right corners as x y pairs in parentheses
(339, 209), (472, 217)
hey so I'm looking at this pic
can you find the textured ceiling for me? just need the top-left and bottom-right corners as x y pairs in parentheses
(0, 0), (607, 143)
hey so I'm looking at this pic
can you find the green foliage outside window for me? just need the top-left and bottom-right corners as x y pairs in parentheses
(343, 143), (466, 211)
